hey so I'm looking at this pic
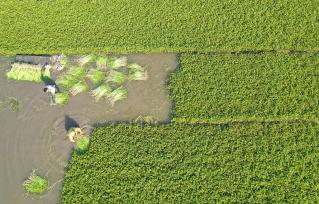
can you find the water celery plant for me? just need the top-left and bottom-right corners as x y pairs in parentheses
(129, 70), (148, 81)
(107, 70), (126, 85)
(86, 69), (105, 85)
(55, 92), (69, 106)
(56, 67), (86, 90)
(96, 56), (107, 70)
(23, 170), (49, 195)
(78, 54), (95, 66)
(127, 63), (144, 71)
(90, 84), (112, 101)
(6, 63), (50, 83)
(60, 54), (69, 68)
(108, 86), (128, 106)
(106, 56), (127, 69)
(69, 80), (88, 96)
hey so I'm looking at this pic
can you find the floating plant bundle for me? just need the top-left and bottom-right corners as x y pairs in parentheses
(51, 54), (69, 71)
(55, 92), (69, 106)
(108, 86), (128, 106)
(129, 70), (148, 81)
(127, 63), (145, 71)
(86, 69), (105, 85)
(75, 135), (90, 152)
(69, 80), (88, 96)
(23, 170), (49, 195)
(6, 63), (50, 83)
(78, 54), (95, 66)
(106, 56), (127, 69)
(90, 83), (112, 101)
(107, 70), (126, 85)
(56, 66), (86, 90)
(96, 55), (107, 70)
(60, 54), (69, 65)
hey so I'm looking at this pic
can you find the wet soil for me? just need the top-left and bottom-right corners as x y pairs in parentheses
(0, 54), (177, 204)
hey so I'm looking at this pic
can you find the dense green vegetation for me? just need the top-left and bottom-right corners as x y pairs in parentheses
(23, 170), (49, 195)
(169, 53), (319, 123)
(62, 123), (319, 203)
(0, 0), (318, 54)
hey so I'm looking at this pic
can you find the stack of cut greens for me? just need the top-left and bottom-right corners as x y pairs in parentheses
(55, 92), (69, 106)
(53, 54), (147, 106)
(23, 170), (49, 195)
(90, 83), (112, 101)
(6, 63), (51, 83)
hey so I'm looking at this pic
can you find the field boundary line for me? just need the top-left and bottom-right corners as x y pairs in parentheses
(172, 117), (319, 126)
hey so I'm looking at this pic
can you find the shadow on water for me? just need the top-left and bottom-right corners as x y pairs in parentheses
(165, 53), (181, 122)
(64, 115), (80, 131)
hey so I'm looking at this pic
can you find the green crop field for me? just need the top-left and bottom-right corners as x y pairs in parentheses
(62, 123), (319, 203)
(169, 53), (319, 123)
(0, 0), (318, 54)
(2, 1), (318, 203)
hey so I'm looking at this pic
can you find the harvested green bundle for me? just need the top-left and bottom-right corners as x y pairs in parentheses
(60, 54), (69, 67)
(106, 56), (127, 69)
(55, 92), (69, 106)
(56, 67), (86, 89)
(23, 170), (49, 195)
(90, 83), (112, 101)
(96, 56), (107, 70)
(107, 70), (126, 85)
(69, 80), (88, 96)
(6, 63), (50, 83)
(127, 63), (144, 71)
(108, 86), (128, 106)
(75, 136), (90, 152)
(129, 70), (148, 81)
(86, 69), (105, 85)
(78, 54), (95, 66)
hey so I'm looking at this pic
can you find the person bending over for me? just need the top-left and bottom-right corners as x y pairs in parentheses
(43, 85), (57, 106)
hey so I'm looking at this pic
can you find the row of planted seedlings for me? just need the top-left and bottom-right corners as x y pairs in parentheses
(5, 54), (148, 196)
(54, 54), (148, 106)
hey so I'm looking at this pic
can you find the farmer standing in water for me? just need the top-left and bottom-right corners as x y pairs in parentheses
(43, 85), (57, 106)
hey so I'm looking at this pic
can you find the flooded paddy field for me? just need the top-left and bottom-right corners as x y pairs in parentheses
(0, 54), (177, 204)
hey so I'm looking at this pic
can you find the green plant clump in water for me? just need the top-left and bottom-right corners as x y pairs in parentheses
(56, 66), (86, 90)
(127, 63), (144, 71)
(108, 86), (128, 106)
(55, 92), (69, 106)
(106, 56), (127, 69)
(129, 70), (148, 81)
(75, 136), (90, 152)
(96, 56), (107, 70)
(107, 70), (126, 85)
(23, 170), (49, 195)
(90, 83), (112, 101)
(6, 63), (51, 83)
(78, 54), (95, 66)
(86, 69), (105, 85)
(69, 80), (88, 96)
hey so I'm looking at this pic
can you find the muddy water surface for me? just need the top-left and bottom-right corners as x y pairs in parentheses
(0, 54), (177, 204)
